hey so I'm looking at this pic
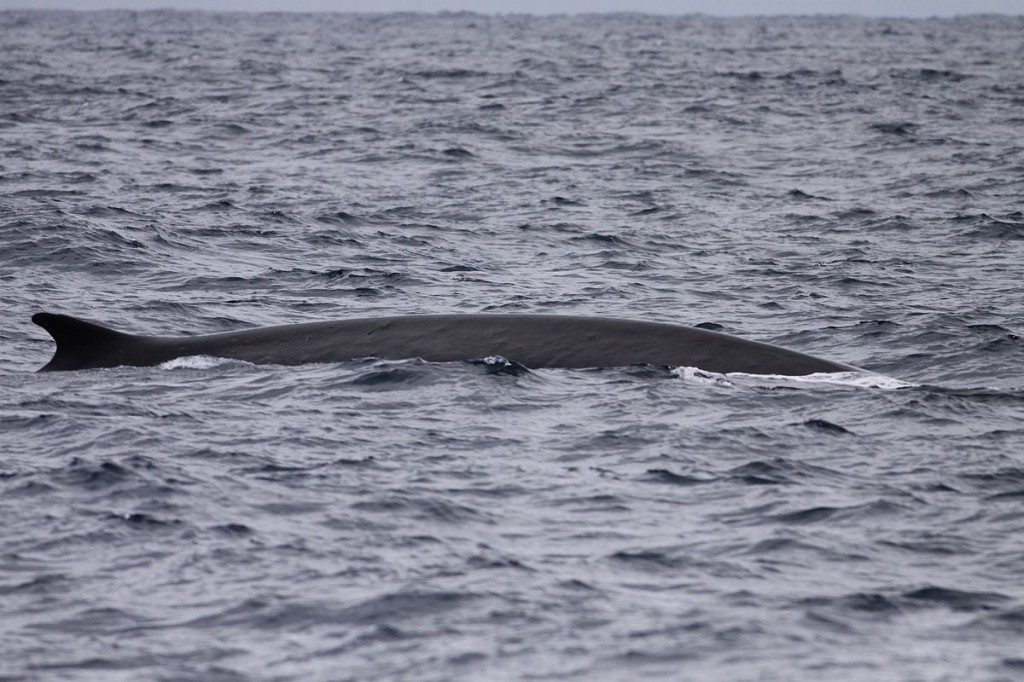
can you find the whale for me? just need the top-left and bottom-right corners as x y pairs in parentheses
(32, 311), (860, 375)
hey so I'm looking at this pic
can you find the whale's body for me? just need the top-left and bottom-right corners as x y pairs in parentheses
(32, 312), (859, 375)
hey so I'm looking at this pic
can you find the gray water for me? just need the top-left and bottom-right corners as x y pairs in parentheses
(2, 10), (1024, 681)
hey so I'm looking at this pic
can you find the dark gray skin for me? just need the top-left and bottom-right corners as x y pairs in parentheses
(32, 312), (860, 375)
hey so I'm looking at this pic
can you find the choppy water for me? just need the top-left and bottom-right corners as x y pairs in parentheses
(2, 10), (1024, 681)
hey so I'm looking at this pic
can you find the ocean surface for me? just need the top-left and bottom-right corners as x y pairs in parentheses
(2, 9), (1024, 681)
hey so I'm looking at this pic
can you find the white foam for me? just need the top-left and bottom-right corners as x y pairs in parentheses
(756, 371), (914, 390)
(158, 355), (238, 371)
(670, 366), (738, 386)
(670, 367), (912, 390)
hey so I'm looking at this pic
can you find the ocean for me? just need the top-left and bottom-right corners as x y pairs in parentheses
(1, 9), (1023, 681)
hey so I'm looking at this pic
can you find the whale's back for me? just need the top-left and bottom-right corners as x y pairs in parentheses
(33, 312), (858, 375)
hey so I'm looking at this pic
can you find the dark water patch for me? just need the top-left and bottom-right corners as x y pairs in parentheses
(800, 591), (902, 616)
(893, 68), (970, 82)
(78, 204), (145, 219)
(548, 195), (584, 207)
(26, 648), (246, 678)
(853, 319), (900, 338)
(923, 187), (974, 199)
(195, 199), (237, 212)
(211, 523), (254, 536)
(782, 212), (826, 225)
(779, 68), (845, 83)
(337, 623), (417, 651)
(146, 182), (210, 194)
(45, 456), (188, 500)
(987, 489), (1024, 500)
(567, 427), (663, 456)
(770, 500), (904, 526)
(550, 493), (630, 513)
(317, 267), (410, 283)
(770, 506), (840, 524)
(350, 495), (491, 524)
(347, 365), (434, 389)
(801, 418), (853, 434)
(464, 551), (530, 572)
(741, 537), (868, 562)
(208, 122), (251, 137)
(726, 459), (845, 487)
(413, 68), (487, 80)
(786, 189), (831, 201)
(976, 334), (1020, 354)
(52, 459), (135, 491)
(340, 590), (482, 625)
(718, 70), (764, 81)
(570, 232), (630, 245)
(0, 222), (149, 270)
(158, 273), (254, 292)
(836, 275), (895, 289)
(141, 119), (174, 129)
(3, 480), (59, 497)
(968, 608), (1024, 634)
(0, 412), (59, 431)
(611, 647), (702, 667)
(640, 469), (716, 486)
(328, 456), (381, 470)
(860, 214), (919, 233)
(257, 209), (298, 225)
(607, 549), (688, 573)
(253, 499), (326, 515)
(954, 212), (1024, 240)
(442, 146), (474, 158)
(597, 259), (651, 271)
(27, 606), (149, 635)
(188, 166), (224, 176)
(878, 536), (970, 556)
(727, 463), (792, 486)
(870, 121), (919, 136)
(304, 230), (365, 247)
(314, 210), (368, 226)
(107, 511), (184, 530)
(921, 388), (1024, 408)
(264, 266), (419, 290)
(833, 207), (877, 220)
(902, 586), (1010, 612)
(965, 323), (1017, 335)
(682, 166), (749, 185)
(182, 597), (310, 630)
(17, 395), (158, 419)
(0, 573), (70, 597)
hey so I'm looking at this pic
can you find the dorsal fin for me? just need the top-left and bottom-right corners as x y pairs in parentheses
(33, 312), (133, 372)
